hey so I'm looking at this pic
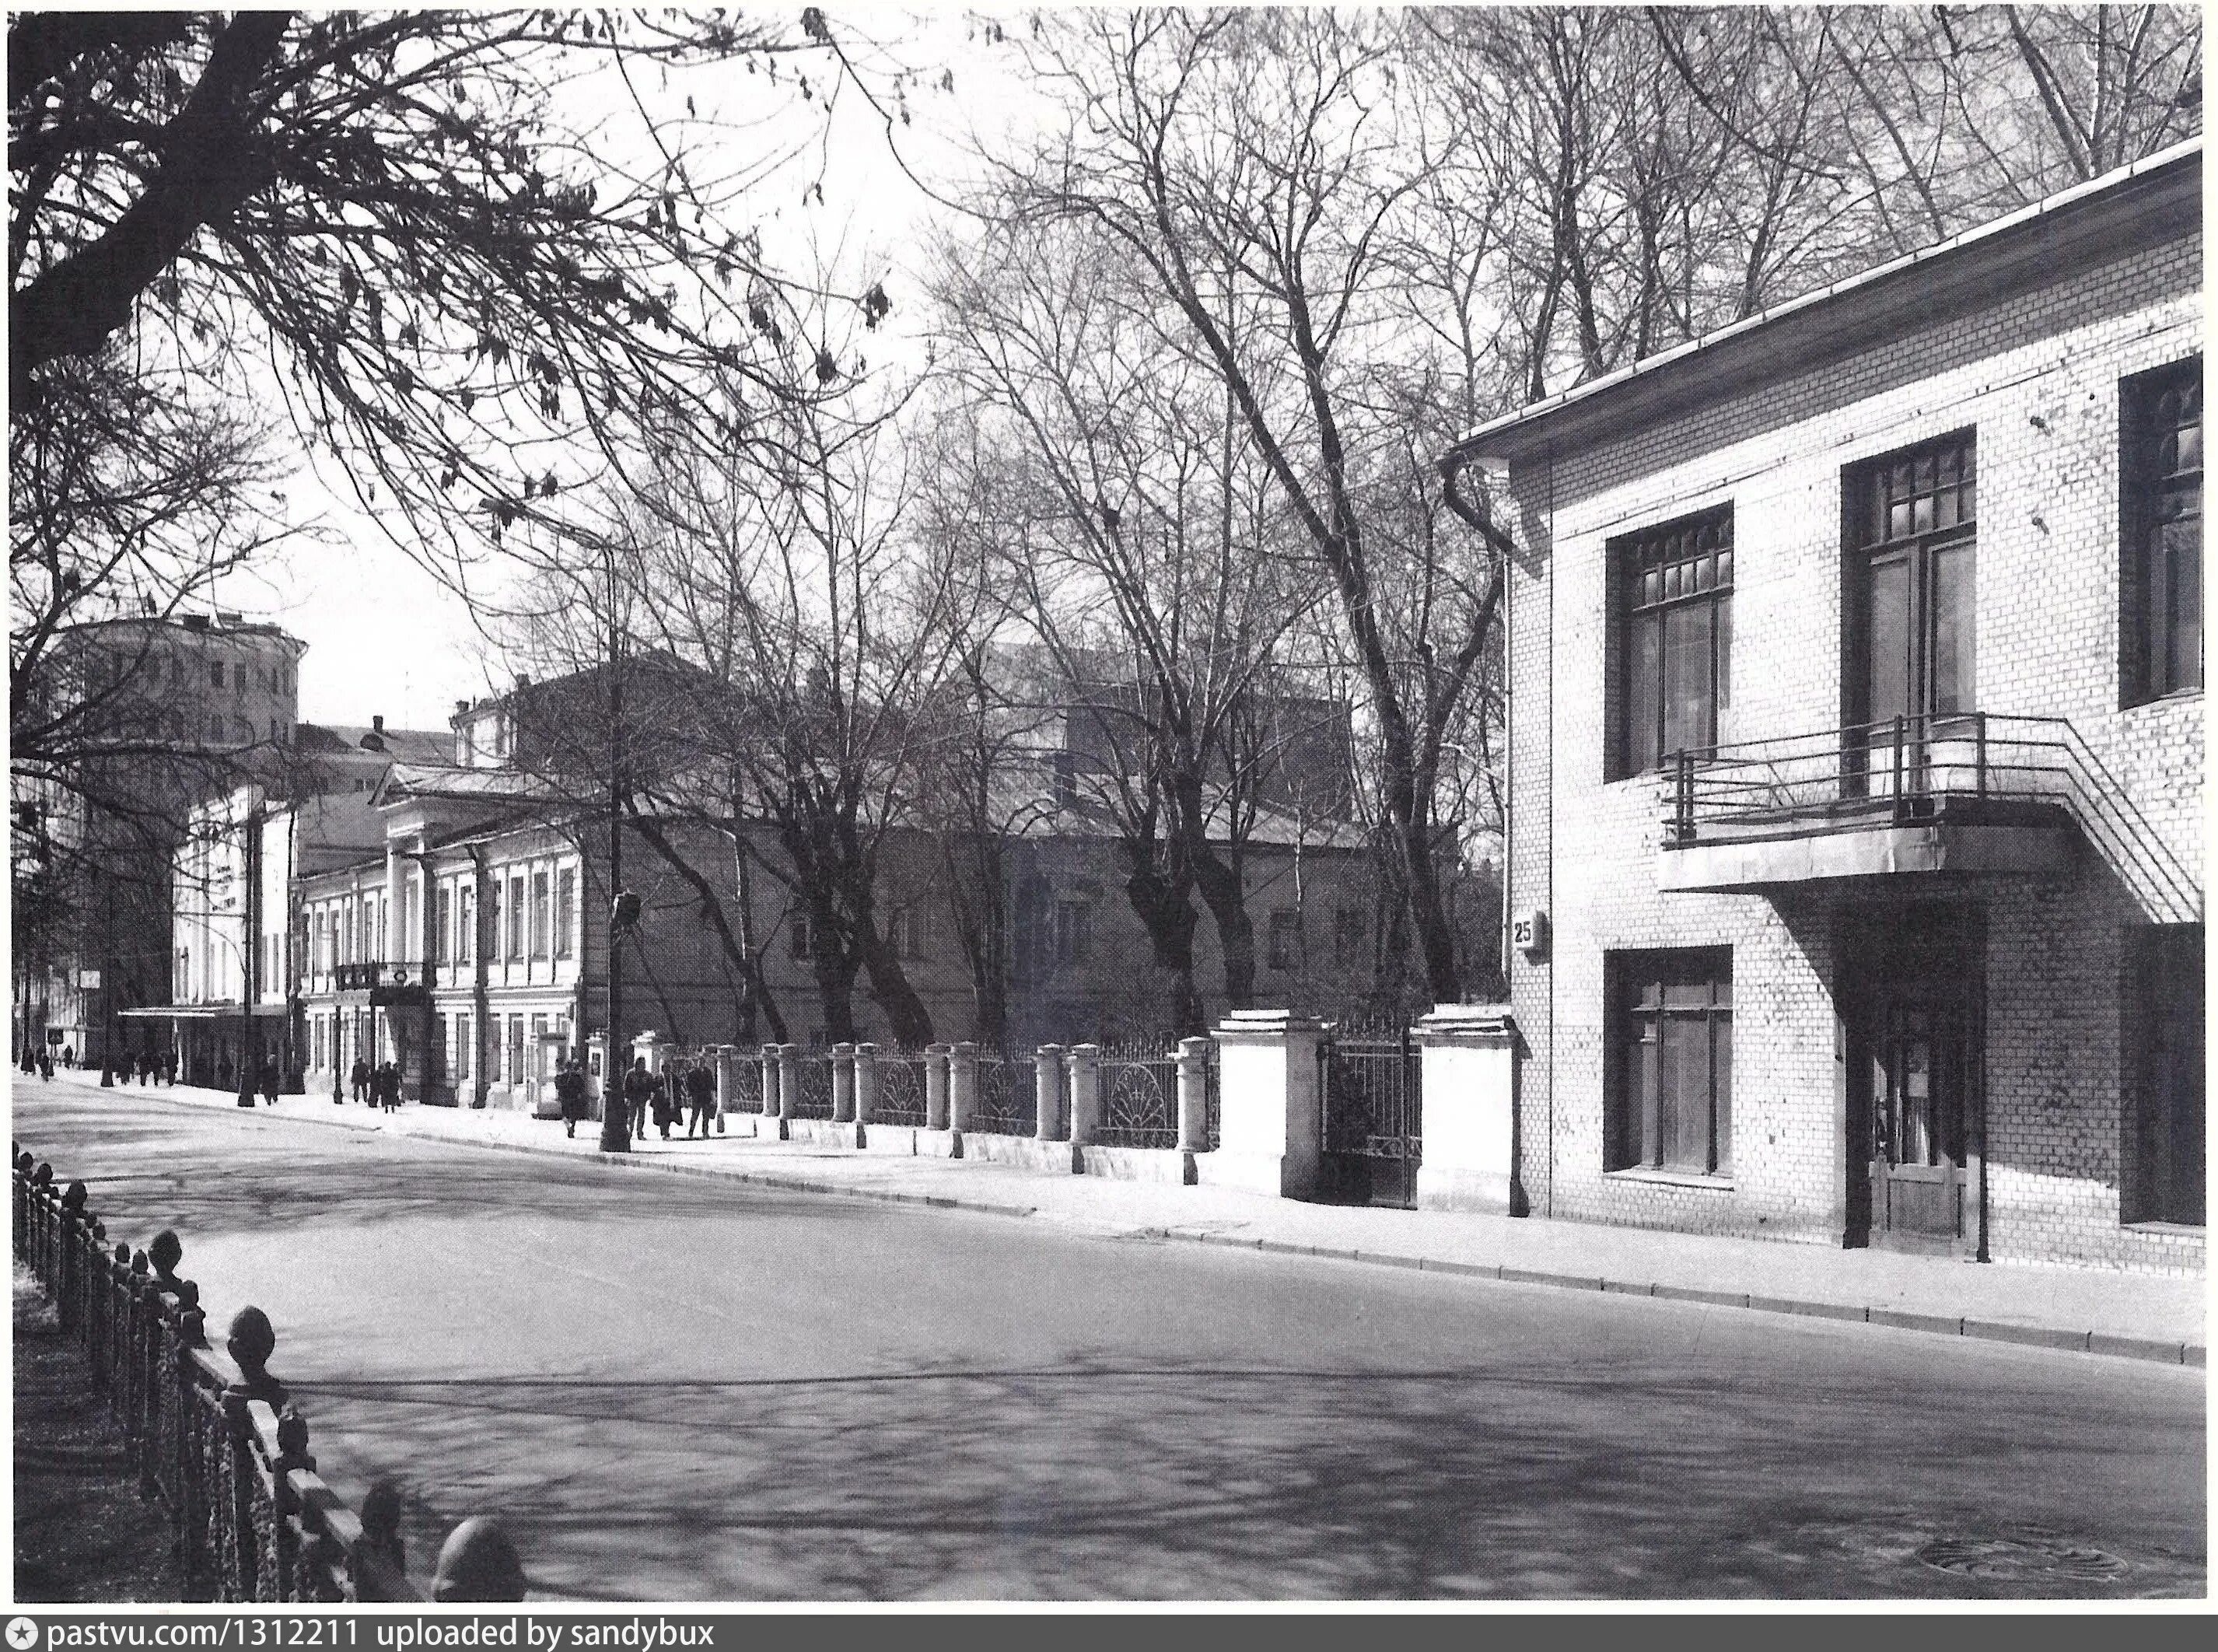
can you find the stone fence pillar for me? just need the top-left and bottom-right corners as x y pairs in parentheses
(1034, 1045), (1067, 1141)
(1065, 1045), (1100, 1147)
(758, 1044), (781, 1117)
(1177, 1036), (1212, 1155)
(831, 1043), (858, 1123)
(1201, 1010), (1326, 1199)
(925, 1045), (952, 1131)
(629, 1029), (663, 1081)
(854, 1042), (880, 1125)
(777, 1045), (801, 1123)
(713, 1045), (738, 1113)
(1412, 1005), (1522, 1214)
(949, 1042), (978, 1135)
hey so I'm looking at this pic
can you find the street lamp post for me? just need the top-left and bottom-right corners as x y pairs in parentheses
(599, 543), (632, 1154)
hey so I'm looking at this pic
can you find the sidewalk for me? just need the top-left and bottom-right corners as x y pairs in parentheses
(34, 1069), (2206, 1365)
(12, 1266), (186, 1602)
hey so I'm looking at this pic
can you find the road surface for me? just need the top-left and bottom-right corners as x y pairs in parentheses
(10, 1084), (2204, 1600)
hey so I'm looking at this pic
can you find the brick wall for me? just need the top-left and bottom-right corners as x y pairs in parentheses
(1503, 225), (2202, 1273)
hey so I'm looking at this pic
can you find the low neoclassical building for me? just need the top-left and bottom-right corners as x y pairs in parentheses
(1441, 141), (2201, 1273)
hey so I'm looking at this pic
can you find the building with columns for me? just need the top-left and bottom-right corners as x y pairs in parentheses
(134, 718), (447, 1086)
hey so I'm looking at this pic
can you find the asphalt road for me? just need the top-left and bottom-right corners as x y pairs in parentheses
(10, 1083), (2205, 1601)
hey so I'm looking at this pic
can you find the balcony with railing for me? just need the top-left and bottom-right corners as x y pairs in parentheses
(1658, 712), (2199, 921)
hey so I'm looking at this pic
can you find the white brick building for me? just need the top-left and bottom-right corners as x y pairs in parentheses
(1443, 142), (2202, 1274)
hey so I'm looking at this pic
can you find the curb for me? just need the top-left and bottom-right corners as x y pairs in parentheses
(34, 1078), (2206, 1370)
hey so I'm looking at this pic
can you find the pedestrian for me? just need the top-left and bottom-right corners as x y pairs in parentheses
(62, 1045), (75, 1068)
(259, 1058), (279, 1108)
(350, 1057), (370, 1105)
(554, 1057), (589, 1139)
(622, 1057), (655, 1140)
(651, 1062), (679, 1141)
(38, 1048), (53, 1081)
(162, 1048), (177, 1086)
(684, 1059), (715, 1139)
(380, 1061), (402, 1113)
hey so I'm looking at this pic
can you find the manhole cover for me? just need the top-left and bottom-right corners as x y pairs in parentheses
(1916, 1533), (2130, 1582)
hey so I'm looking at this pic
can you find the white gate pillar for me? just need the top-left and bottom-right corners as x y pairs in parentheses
(1200, 1010), (1326, 1199)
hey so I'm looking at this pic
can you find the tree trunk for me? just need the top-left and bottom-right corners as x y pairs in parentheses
(854, 912), (936, 1048)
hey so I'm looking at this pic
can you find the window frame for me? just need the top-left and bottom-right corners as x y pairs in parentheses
(1605, 947), (1734, 1178)
(2121, 355), (2203, 706)
(554, 868), (575, 959)
(1605, 506), (1734, 781)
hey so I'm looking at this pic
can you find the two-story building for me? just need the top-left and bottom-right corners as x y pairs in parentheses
(1442, 141), (2201, 1274)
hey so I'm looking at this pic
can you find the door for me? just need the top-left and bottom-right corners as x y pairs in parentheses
(1847, 434), (1977, 801)
(1864, 997), (1976, 1248)
(1842, 906), (1983, 1252)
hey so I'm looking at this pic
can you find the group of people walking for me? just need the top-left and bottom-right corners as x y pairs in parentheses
(547, 1052), (718, 1141)
(622, 1054), (720, 1142)
(19, 1044), (184, 1085)
(345, 1057), (405, 1111)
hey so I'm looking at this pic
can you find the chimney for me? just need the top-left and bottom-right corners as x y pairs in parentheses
(454, 699), (470, 719)
(372, 714), (385, 732)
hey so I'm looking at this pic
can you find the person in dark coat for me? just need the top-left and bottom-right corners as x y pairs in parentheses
(649, 1062), (677, 1140)
(554, 1057), (589, 1139)
(350, 1057), (370, 1104)
(684, 1059), (715, 1139)
(621, 1058), (655, 1139)
(258, 1059), (278, 1107)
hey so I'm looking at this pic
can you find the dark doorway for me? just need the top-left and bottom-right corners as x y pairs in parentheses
(2126, 924), (2204, 1227)
(1840, 905), (1984, 1253)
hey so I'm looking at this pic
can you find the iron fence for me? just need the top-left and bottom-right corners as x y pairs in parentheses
(968, 1051), (1037, 1136)
(727, 1055), (764, 1112)
(790, 1050), (836, 1119)
(1093, 1043), (1180, 1150)
(872, 1050), (929, 1127)
(1321, 1027), (1422, 1208)
(12, 1148), (425, 1602)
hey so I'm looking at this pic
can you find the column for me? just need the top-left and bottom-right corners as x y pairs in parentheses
(949, 1041), (978, 1135)
(924, 1044), (951, 1131)
(1177, 1036), (1211, 1155)
(1066, 1044), (1100, 1147)
(759, 1044), (781, 1117)
(1412, 1005), (1521, 1214)
(1034, 1044), (1067, 1141)
(713, 1045), (738, 1114)
(1202, 1010), (1328, 1199)
(854, 1042), (879, 1126)
(777, 1045), (801, 1123)
(831, 1042), (857, 1123)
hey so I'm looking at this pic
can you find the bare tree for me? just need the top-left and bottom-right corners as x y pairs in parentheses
(931, 215), (1324, 1020)
(974, 10), (1506, 1006)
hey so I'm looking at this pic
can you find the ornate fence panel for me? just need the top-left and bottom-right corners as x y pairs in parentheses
(872, 1050), (929, 1127)
(968, 1051), (1037, 1136)
(13, 1146), (427, 1603)
(790, 1051), (836, 1119)
(727, 1054), (764, 1113)
(1319, 1026), (1422, 1208)
(1093, 1045), (1181, 1150)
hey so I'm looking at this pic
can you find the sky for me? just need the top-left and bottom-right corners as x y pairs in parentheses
(243, 6), (1046, 732)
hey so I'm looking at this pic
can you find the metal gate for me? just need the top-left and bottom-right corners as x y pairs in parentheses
(1320, 1027), (1422, 1208)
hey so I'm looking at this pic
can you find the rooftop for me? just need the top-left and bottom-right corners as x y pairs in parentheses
(1446, 138), (2200, 473)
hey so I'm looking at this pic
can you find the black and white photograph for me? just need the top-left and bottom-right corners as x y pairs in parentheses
(6, 3), (2206, 1608)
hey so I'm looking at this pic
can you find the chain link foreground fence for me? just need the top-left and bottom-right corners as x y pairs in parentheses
(9, 1145), (498, 1604)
